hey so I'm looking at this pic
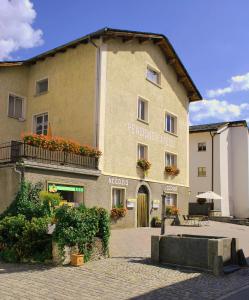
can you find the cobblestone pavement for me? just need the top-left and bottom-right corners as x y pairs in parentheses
(1, 258), (249, 299)
(1, 222), (249, 299)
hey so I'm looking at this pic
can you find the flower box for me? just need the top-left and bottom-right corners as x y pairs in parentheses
(71, 253), (84, 267)
(165, 165), (180, 176)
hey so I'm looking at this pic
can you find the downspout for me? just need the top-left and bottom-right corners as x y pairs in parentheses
(209, 131), (215, 192)
(89, 38), (101, 148)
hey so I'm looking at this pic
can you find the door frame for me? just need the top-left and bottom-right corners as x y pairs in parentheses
(136, 183), (151, 227)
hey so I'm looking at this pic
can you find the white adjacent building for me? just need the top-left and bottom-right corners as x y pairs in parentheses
(189, 120), (249, 218)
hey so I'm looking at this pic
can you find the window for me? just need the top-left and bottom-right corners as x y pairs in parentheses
(165, 152), (177, 166)
(198, 167), (206, 177)
(198, 142), (206, 151)
(137, 143), (148, 160)
(36, 78), (48, 95)
(8, 94), (24, 119)
(165, 193), (177, 207)
(146, 66), (160, 85)
(112, 188), (125, 208)
(137, 98), (148, 122)
(34, 113), (48, 135)
(165, 113), (177, 134)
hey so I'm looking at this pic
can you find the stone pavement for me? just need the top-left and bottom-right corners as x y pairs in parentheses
(110, 221), (249, 258)
(1, 221), (249, 299)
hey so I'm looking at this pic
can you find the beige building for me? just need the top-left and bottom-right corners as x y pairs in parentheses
(189, 120), (249, 218)
(0, 28), (202, 227)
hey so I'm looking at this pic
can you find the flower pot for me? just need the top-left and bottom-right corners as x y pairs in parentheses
(71, 253), (84, 267)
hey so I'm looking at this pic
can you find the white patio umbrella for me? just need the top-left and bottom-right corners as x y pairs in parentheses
(196, 191), (222, 200)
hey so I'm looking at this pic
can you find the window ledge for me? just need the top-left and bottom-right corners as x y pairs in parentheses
(137, 118), (149, 125)
(8, 116), (25, 122)
(164, 130), (178, 137)
(146, 78), (162, 89)
(34, 91), (49, 97)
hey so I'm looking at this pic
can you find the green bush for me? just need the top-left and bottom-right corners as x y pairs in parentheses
(0, 181), (110, 264)
(53, 205), (110, 261)
(0, 215), (51, 262)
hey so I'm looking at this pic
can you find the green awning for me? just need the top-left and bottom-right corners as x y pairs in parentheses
(48, 184), (84, 193)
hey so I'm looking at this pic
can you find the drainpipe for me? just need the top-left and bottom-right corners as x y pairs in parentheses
(89, 38), (101, 148)
(209, 131), (215, 192)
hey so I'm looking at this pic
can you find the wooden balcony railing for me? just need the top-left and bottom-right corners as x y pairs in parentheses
(0, 141), (99, 170)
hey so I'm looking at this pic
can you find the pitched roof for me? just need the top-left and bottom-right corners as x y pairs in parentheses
(0, 27), (202, 102)
(189, 120), (248, 133)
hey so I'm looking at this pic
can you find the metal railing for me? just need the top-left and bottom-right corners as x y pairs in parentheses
(0, 141), (99, 170)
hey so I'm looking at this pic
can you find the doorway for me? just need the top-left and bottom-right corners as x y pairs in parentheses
(137, 185), (149, 227)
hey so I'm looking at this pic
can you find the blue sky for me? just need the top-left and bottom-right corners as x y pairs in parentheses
(1, 0), (249, 125)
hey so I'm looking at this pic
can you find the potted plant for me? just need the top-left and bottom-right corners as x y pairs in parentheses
(151, 216), (161, 228)
(71, 252), (84, 267)
(137, 159), (151, 175)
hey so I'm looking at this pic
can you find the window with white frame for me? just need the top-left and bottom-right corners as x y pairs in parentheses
(165, 152), (177, 167)
(165, 113), (177, 134)
(146, 66), (160, 85)
(8, 94), (24, 119)
(137, 98), (148, 122)
(34, 113), (48, 135)
(36, 78), (48, 95)
(198, 167), (206, 177)
(137, 143), (148, 160)
(198, 142), (206, 151)
(112, 188), (125, 208)
(165, 193), (177, 207)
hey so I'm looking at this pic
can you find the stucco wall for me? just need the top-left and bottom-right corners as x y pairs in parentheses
(189, 132), (212, 201)
(0, 66), (29, 143)
(102, 39), (189, 186)
(0, 166), (21, 213)
(230, 127), (249, 218)
(0, 43), (97, 147)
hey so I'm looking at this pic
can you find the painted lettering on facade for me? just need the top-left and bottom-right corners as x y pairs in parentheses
(127, 122), (176, 148)
(165, 184), (178, 192)
(108, 177), (129, 186)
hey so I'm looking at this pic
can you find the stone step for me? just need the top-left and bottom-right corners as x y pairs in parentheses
(223, 264), (240, 274)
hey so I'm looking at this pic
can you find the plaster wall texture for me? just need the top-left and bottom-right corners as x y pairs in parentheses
(190, 126), (249, 218)
(0, 66), (29, 142)
(0, 43), (97, 146)
(0, 166), (20, 212)
(103, 39), (189, 186)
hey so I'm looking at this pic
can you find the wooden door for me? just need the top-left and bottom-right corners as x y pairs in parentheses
(137, 193), (149, 227)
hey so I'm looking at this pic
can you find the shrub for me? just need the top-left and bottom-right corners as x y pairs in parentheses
(0, 215), (51, 263)
(53, 205), (110, 261)
(151, 216), (161, 228)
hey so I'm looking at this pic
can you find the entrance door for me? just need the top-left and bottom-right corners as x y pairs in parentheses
(137, 185), (149, 227)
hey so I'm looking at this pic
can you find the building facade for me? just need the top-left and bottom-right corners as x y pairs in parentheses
(0, 28), (202, 227)
(189, 121), (249, 218)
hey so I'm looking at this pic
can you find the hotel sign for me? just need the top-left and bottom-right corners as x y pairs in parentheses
(108, 177), (129, 186)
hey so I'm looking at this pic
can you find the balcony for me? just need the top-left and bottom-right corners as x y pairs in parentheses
(0, 141), (99, 170)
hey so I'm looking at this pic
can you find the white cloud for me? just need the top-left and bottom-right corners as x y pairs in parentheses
(190, 99), (249, 123)
(207, 72), (249, 97)
(0, 0), (43, 60)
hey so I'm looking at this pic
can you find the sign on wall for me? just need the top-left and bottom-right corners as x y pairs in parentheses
(164, 184), (178, 193)
(108, 177), (129, 186)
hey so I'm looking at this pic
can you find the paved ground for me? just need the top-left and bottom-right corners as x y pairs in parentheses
(1, 221), (249, 299)
(110, 221), (249, 258)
